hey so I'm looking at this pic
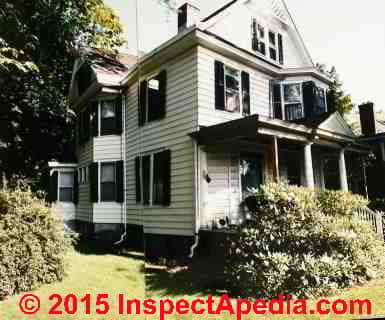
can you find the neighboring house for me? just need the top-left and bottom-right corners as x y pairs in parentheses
(48, 0), (376, 258)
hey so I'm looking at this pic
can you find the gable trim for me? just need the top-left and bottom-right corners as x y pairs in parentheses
(201, 0), (239, 23)
(318, 112), (356, 138)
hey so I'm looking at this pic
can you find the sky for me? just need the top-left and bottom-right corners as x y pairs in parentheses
(105, 0), (385, 111)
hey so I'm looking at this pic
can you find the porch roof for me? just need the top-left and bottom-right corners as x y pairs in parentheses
(190, 114), (369, 152)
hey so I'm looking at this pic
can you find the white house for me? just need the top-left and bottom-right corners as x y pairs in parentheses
(49, 0), (374, 258)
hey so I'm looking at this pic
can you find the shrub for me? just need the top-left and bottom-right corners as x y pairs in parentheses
(226, 182), (385, 298)
(0, 189), (71, 299)
(318, 189), (368, 217)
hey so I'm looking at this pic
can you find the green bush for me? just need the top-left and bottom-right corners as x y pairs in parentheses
(0, 189), (71, 299)
(226, 182), (385, 298)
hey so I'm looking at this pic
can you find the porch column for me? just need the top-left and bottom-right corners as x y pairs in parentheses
(303, 142), (315, 188)
(265, 137), (279, 182)
(338, 148), (349, 192)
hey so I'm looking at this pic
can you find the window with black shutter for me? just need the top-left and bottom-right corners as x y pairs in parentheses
(138, 71), (167, 126)
(115, 160), (124, 203)
(100, 162), (116, 202)
(215, 61), (250, 115)
(91, 101), (99, 137)
(78, 107), (91, 145)
(99, 96), (123, 136)
(135, 150), (171, 207)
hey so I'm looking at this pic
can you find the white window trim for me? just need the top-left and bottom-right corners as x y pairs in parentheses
(97, 97), (119, 137)
(268, 30), (278, 61)
(57, 170), (75, 203)
(97, 161), (118, 204)
(280, 81), (304, 121)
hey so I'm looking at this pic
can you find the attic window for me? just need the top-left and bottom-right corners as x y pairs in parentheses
(269, 31), (277, 61)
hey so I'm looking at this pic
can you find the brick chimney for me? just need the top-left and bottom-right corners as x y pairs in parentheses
(359, 102), (376, 136)
(178, 2), (200, 32)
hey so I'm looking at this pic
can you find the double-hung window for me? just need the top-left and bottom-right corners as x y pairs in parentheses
(101, 100), (116, 135)
(139, 70), (167, 126)
(269, 31), (277, 61)
(59, 172), (74, 202)
(215, 61), (250, 116)
(224, 66), (241, 113)
(283, 83), (304, 120)
(135, 150), (171, 207)
(100, 162), (116, 202)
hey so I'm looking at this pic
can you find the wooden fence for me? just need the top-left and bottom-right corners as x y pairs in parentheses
(354, 207), (384, 240)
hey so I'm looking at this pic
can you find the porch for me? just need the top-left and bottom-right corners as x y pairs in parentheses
(190, 114), (369, 230)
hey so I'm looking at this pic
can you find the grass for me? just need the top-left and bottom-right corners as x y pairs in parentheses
(1, 246), (385, 320)
(0, 246), (145, 320)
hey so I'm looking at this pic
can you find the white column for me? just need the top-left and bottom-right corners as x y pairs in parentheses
(338, 149), (349, 192)
(304, 143), (315, 188)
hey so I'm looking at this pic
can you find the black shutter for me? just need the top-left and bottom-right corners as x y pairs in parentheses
(115, 160), (124, 203)
(214, 61), (225, 110)
(89, 162), (99, 203)
(142, 155), (151, 205)
(162, 150), (171, 206)
(241, 71), (250, 116)
(91, 101), (99, 137)
(272, 83), (283, 119)
(115, 95), (123, 134)
(251, 18), (259, 51)
(135, 157), (141, 203)
(158, 70), (167, 119)
(302, 81), (316, 119)
(278, 33), (284, 65)
(73, 170), (79, 205)
(48, 171), (58, 202)
(138, 80), (147, 126)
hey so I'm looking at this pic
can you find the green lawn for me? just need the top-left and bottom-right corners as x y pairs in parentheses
(1, 247), (385, 320)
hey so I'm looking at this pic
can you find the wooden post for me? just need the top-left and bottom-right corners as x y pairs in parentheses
(265, 137), (279, 182)
(303, 142), (315, 188)
(338, 148), (349, 192)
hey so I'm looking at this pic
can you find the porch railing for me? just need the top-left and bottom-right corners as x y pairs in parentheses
(354, 207), (384, 240)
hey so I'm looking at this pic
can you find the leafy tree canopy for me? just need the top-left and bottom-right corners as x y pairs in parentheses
(0, 0), (125, 188)
(316, 63), (354, 115)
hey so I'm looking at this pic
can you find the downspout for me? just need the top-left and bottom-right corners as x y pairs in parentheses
(115, 94), (127, 245)
(189, 140), (200, 258)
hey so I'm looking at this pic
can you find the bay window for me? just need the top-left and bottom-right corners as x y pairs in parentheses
(272, 81), (328, 121)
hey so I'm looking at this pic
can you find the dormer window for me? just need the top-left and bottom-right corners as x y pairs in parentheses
(251, 19), (284, 65)
(269, 31), (277, 61)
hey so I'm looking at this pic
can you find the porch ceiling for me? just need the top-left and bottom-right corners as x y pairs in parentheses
(190, 115), (370, 152)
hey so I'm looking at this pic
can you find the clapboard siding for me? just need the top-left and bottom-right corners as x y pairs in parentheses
(197, 46), (272, 127)
(93, 203), (124, 224)
(94, 136), (122, 161)
(125, 48), (198, 236)
(76, 141), (93, 222)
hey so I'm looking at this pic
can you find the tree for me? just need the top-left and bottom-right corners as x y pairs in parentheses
(316, 64), (354, 115)
(0, 0), (125, 188)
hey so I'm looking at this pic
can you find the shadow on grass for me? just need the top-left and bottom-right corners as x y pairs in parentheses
(145, 257), (228, 297)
